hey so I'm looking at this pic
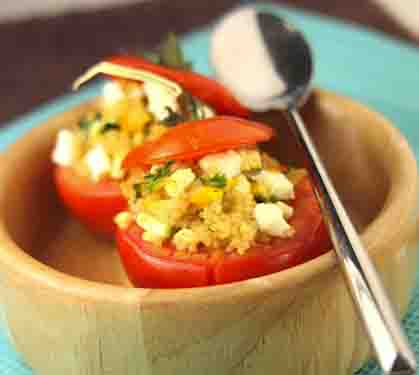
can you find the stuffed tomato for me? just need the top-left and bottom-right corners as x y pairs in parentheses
(51, 35), (247, 236)
(115, 117), (331, 288)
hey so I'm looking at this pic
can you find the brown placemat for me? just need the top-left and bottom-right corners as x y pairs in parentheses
(0, 0), (416, 125)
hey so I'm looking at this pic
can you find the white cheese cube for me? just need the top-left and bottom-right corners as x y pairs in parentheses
(114, 211), (133, 230)
(254, 203), (294, 238)
(165, 168), (196, 198)
(52, 129), (82, 167)
(276, 201), (294, 219)
(143, 81), (179, 121)
(239, 149), (262, 171)
(136, 212), (171, 240)
(84, 144), (111, 181)
(200, 104), (216, 118)
(234, 175), (252, 194)
(172, 228), (197, 251)
(199, 150), (241, 179)
(102, 81), (125, 105)
(254, 170), (294, 200)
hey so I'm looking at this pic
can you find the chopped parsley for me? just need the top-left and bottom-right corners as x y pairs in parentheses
(254, 194), (267, 203)
(100, 122), (121, 134)
(269, 195), (280, 203)
(158, 32), (192, 70)
(78, 118), (90, 130)
(161, 107), (184, 127)
(254, 194), (280, 204)
(201, 174), (227, 189)
(142, 160), (175, 194)
(142, 33), (192, 70)
(133, 183), (143, 199)
(161, 92), (201, 127)
(178, 91), (199, 121)
(78, 112), (102, 131)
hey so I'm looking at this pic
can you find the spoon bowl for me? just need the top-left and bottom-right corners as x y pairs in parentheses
(211, 7), (312, 110)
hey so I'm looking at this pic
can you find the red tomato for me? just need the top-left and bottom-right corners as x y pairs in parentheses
(116, 177), (332, 288)
(54, 166), (127, 236)
(123, 116), (274, 169)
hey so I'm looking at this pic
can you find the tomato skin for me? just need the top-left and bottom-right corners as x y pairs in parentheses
(117, 225), (212, 288)
(107, 55), (250, 118)
(54, 166), (127, 236)
(123, 116), (274, 169)
(116, 177), (331, 288)
(213, 178), (332, 284)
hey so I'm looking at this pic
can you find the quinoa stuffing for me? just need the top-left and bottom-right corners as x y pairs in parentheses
(117, 148), (304, 255)
(51, 79), (214, 182)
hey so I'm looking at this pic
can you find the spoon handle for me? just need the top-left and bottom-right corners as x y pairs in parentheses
(286, 109), (416, 375)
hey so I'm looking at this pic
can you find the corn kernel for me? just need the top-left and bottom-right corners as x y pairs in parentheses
(190, 186), (224, 208)
(121, 104), (151, 133)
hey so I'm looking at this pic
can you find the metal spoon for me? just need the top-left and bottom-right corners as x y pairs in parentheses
(211, 7), (416, 375)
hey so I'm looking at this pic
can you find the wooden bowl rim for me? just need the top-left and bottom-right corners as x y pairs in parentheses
(0, 89), (416, 306)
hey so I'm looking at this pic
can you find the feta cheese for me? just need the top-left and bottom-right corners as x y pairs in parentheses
(253, 170), (294, 200)
(114, 211), (133, 230)
(165, 168), (196, 198)
(239, 149), (262, 171)
(255, 203), (294, 238)
(199, 150), (242, 179)
(102, 81), (125, 105)
(276, 201), (294, 219)
(233, 175), (252, 194)
(136, 212), (171, 240)
(143, 81), (179, 121)
(196, 103), (216, 119)
(172, 228), (197, 251)
(84, 144), (111, 181)
(52, 129), (82, 167)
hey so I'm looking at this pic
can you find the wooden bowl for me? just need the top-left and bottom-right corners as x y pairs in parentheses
(0, 89), (417, 375)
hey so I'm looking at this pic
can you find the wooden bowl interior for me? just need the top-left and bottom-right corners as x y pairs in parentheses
(1, 91), (392, 287)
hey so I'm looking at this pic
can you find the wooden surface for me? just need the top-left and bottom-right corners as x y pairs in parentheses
(0, 0), (418, 125)
(0, 90), (417, 374)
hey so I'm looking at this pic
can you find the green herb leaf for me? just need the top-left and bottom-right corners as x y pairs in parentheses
(79, 112), (103, 131)
(142, 160), (175, 193)
(159, 32), (191, 70)
(101, 122), (121, 134)
(78, 118), (91, 130)
(143, 123), (151, 137)
(134, 183), (143, 199)
(143, 51), (162, 65)
(140, 33), (191, 70)
(201, 174), (227, 189)
(161, 107), (184, 127)
(254, 194), (268, 203)
(178, 91), (199, 121)
(161, 91), (202, 127)
(253, 194), (280, 204)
